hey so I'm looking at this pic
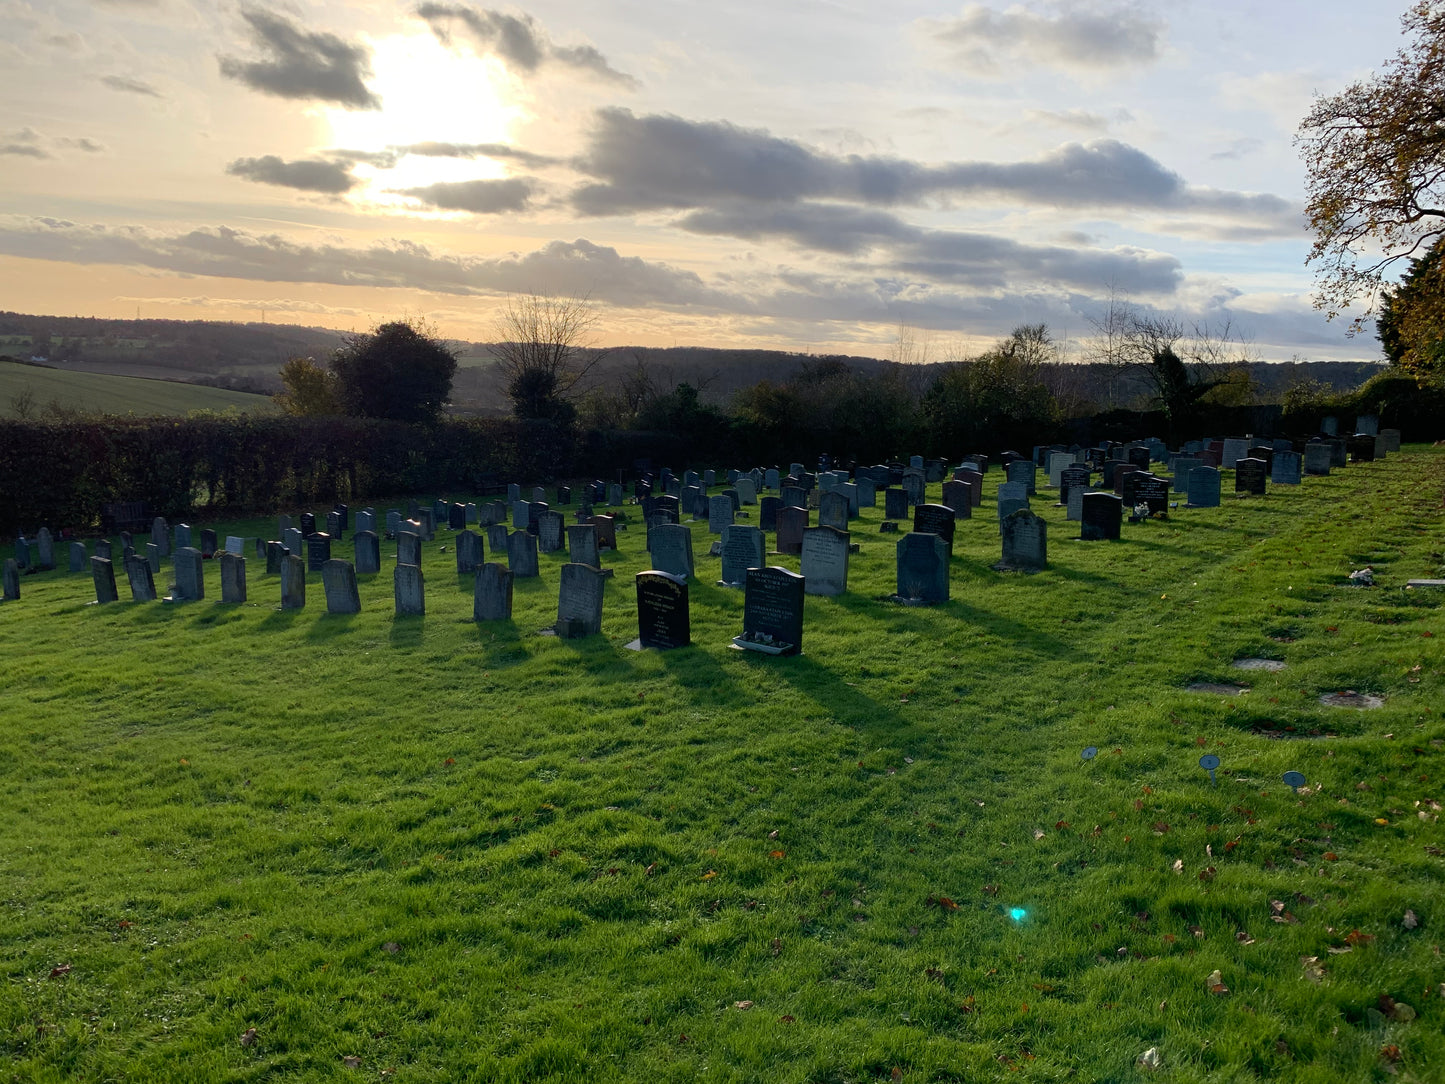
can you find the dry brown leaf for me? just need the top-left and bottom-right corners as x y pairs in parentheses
(1205, 969), (1229, 994)
(769, 850), (785, 860)
(936, 896), (959, 911)
(1403, 910), (1419, 930)
(382, 942), (399, 954)
(734, 1000), (753, 1010)
(47, 964), (71, 979)
(768, 829), (779, 839)
(770, 937), (781, 957)
(1033, 829), (1046, 840)
(1171, 859), (1184, 874)
(701, 870), (717, 880)
(1301, 957), (1325, 983)
(1198, 867), (1217, 882)
(238, 1028), (258, 1048)
(342, 1055), (362, 1069)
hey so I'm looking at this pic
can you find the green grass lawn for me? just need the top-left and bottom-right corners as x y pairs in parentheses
(2, 450), (1443, 1083)
(0, 361), (276, 419)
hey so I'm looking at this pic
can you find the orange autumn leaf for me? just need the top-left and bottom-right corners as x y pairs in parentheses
(701, 870), (717, 880)
(1345, 929), (1375, 945)
(1323, 852), (1338, 861)
(937, 896), (959, 910)
(769, 850), (785, 860)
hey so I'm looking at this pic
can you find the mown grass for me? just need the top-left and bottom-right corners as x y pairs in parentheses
(1, 448), (1443, 1083)
(0, 361), (275, 418)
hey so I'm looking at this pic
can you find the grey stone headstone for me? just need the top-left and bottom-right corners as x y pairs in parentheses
(1047, 451), (1074, 487)
(277, 515), (292, 538)
(1065, 484), (1086, 522)
(527, 502), (549, 536)
(146, 542), (160, 574)
(719, 524), (765, 586)
(1355, 414), (1379, 436)
(265, 540), (287, 574)
(531, 486), (547, 504)
(855, 478), (877, 508)
(33, 528), (54, 570)
(1381, 427), (1402, 453)
(507, 483), (521, 503)
(759, 496), (780, 532)
(1080, 492), (1121, 540)
(819, 491), (849, 530)
(448, 503), (467, 531)
(1006, 459), (1037, 496)
(172, 547), (204, 601)
(567, 524), (601, 569)
(1, 558), (17, 601)
(397, 531), (422, 568)
(69, 541), (87, 573)
(1187, 466), (1221, 508)
(1271, 450), (1302, 485)
(764, 468), (780, 491)
(1304, 443), (1332, 476)
(322, 559), (361, 614)
(998, 509), (1047, 571)
(219, 553), (246, 603)
(1321, 415), (1338, 437)
(487, 523), (510, 554)
(354, 531), (380, 575)
(912, 503), (956, 552)
(151, 517), (170, 558)
(649, 523), (694, 580)
(284, 526), (304, 555)
(91, 556), (118, 603)
(883, 487), (908, 520)
(1374, 434), (1388, 459)
(225, 535), (245, 556)
(895, 533), (948, 604)
(385, 510), (402, 538)
(708, 494), (734, 535)
(394, 563), (425, 616)
(591, 514), (617, 551)
(735, 477), (757, 505)
(996, 481), (1029, 521)
(901, 469), (926, 506)
(356, 510), (377, 536)
(555, 563), (606, 638)
(327, 511), (343, 537)
(738, 566), (804, 654)
(774, 505), (808, 555)
(511, 500), (531, 531)
(474, 562), (514, 621)
(607, 483), (623, 506)
(536, 510), (565, 553)
(456, 529), (483, 574)
(954, 469), (983, 508)
(801, 525), (849, 596)
(307, 533), (332, 572)
(124, 554), (156, 601)
(1219, 438), (1249, 470)
(95, 538), (112, 562)
(170, 523), (190, 551)
(507, 530), (539, 577)
(1170, 458), (1200, 492)
(781, 486), (807, 510)
(280, 554), (306, 610)
(635, 570), (689, 649)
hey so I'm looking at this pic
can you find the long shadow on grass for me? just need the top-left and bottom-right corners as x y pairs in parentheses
(763, 654), (924, 741)
(654, 640), (747, 705)
(305, 612), (359, 641)
(830, 591), (1083, 660)
(389, 613), (424, 647)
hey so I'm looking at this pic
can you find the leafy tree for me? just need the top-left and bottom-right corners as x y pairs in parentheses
(492, 294), (608, 423)
(1376, 237), (1445, 382)
(921, 325), (1058, 453)
(329, 320), (457, 424)
(1298, 2), (1445, 326)
(273, 356), (340, 416)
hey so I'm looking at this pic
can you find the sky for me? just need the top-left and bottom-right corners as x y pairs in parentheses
(0, 0), (1415, 360)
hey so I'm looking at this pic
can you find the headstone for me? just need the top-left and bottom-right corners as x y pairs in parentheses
(280, 553), (306, 609)
(736, 566), (804, 654)
(1080, 492), (1122, 540)
(219, 553), (246, 603)
(719, 524), (765, 586)
(955, 469), (983, 508)
(1271, 450), (1302, 485)
(998, 510), (1046, 570)
(591, 514), (617, 551)
(91, 556), (118, 603)
(34, 528), (54, 570)
(759, 496), (780, 532)
(633, 571), (690, 649)
(1381, 428), (1402, 453)
(446, 503), (465, 531)
(385, 510), (401, 538)
(735, 477), (758, 505)
(0, 558), (17, 601)
(456, 529), (483, 574)
(1130, 474), (1170, 514)
(95, 539), (112, 561)
(327, 510), (343, 537)
(1356, 414), (1379, 436)
(199, 529), (218, 558)
(536, 510), (565, 554)
(782, 485), (807, 510)
(940, 481), (972, 518)
(649, 523), (694, 580)
(124, 554), (156, 601)
(764, 468), (780, 491)
(607, 483), (623, 506)
(1187, 466), (1222, 508)
(556, 563), (606, 637)
(912, 504), (956, 552)
(819, 491), (849, 531)
(1170, 457), (1200, 492)
(1247, 445), (1275, 469)
(708, 494), (734, 535)
(884, 487), (908, 520)
(1219, 438), (1249, 470)
(397, 531), (422, 567)
(895, 533), (949, 604)
(333, 504), (348, 532)
(265, 540), (286, 574)
(151, 517), (170, 558)
(557, 486), (572, 506)
(996, 482), (1029, 522)
(474, 563), (514, 621)
(526, 502), (549, 537)
(69, 541), (87, 573)
(901, 469), (926, 506)
(1374, 433), (1389, 458)
(304, 533), (331, 572)
(1006, 459), (1037, 496)
(487, 523), (510, 554)
(801, 525), (849, 596)
(1304, 442), (1332, 476)
(1065, 485), (1087, 522)
(322, 560), (361, 614)
(174, 523), (193, 551)
(506, 530), (539, 577)
(225, 535), (245, 556)
(345, 531), (375, 576)
(172, 547), (204, 601)
(146, 542), (161, 574)
(1234, 458), (1267, 495)
(774, 505), (808, 555)
(299, 512), (316, 536)
(567, 524), (601, 570)
(855, 477), (877, 509)
(507, 483), (521, 503)
(512, 500), (531, 532)
(394, 563), (425, 616)
(1047, 451), (1073, 488)
(1127, 446), (1150, 470)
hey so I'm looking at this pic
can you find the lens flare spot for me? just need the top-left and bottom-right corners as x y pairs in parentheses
(1009, 907), (1028, 922)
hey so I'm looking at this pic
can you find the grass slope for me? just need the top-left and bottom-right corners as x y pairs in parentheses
(0, 361), (276, 418)
(1, 450), (1443, 1083)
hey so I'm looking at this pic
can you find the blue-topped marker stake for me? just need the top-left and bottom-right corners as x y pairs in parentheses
(1081, 746), (1098, 761)
(1282, 770), (1307, 794)
(1199, 754), (1220, 787)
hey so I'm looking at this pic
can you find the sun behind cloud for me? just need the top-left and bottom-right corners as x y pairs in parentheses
(325, 30), (524, 205)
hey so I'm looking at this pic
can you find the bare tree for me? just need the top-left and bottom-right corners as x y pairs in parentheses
(492, 293), (609, 422)
(1082, 289), (1134, 408)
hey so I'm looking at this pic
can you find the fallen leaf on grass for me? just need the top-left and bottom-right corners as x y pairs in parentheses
(1055, 821), (1071, 830)
(1205, 969), (1230, 995)
(342, 1056), (362, 1069)
(1189, 926), (1205, 939)
(1301, 957), (1325, 983)
(1345, 929), (1376, 945)
(982, 884), (999, 896)
(959, 996), (976, 1013)
(1138, 1047), (1162, 1071)
(382, 942), (399, 954)
(1323, 852), (1338, 862)
(1236, 931), (1255, 944)
(934, 896), (960, 911)
(1134, 799), (1145, 812)
(767, 829), (779, 839)
(238, 1028), (257, 1048)
(1171, 859), (1184, 874)
(47, 964), (70, 979)
(779, 1014), (795, 1023)
(1403, 910), (1420, 929)
(734, 1000), (753, 1010)
(771, 938), (781, 956)
(1380, 1044), (1402, 1063)
(891, 1068), (902, 1083)
(701, 870), (717, 880)
(769, 850), (786, 860)
(1153, 822), (1170, 835)
(1198, 867), (1217, 882)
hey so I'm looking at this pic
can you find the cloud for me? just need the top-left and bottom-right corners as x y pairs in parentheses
(113, 294), (369, 318)
(0, 128), (49, 158)
(218, 8), (380, 109)
(677, 201), (1183, 295)
(414, 3), (637, 87)
(394, 141), (559, 168)
(226, 155), (358, 194)
(328, 148), (400, 168)
(100, 74), (163, 97)
(0, 216), (731, 310)
(570, 109), (1297, 231)
(921, 3), (1165, 75)
(393, 178), (534, 213)
(56, 137), (105, 153)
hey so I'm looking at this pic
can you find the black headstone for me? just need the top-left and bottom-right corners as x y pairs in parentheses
(635, 570), (691, 649)
(738, 566), (804, 654)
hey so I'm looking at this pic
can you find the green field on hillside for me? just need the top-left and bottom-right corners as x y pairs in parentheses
(1, 451), (1442, 1082)
(0, 361), (277, 418)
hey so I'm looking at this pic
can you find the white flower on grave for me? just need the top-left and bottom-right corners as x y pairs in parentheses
(1348, 567), (1375, 586)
